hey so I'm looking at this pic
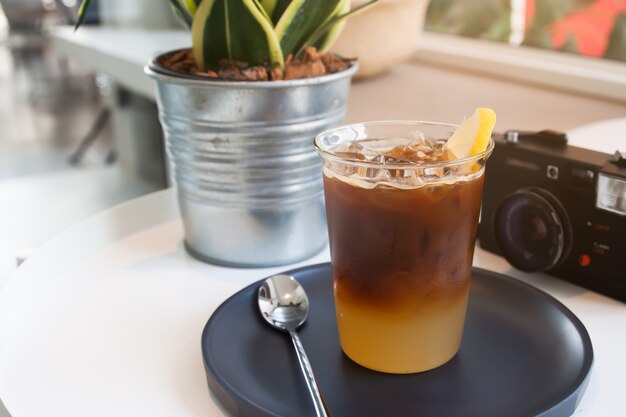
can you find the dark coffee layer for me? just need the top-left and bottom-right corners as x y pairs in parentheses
(324, 174), (484, 309)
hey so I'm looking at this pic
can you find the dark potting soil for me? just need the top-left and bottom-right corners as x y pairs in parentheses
(158, 47), (354, 81)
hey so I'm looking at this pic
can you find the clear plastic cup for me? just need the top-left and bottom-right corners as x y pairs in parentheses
(315, 121), (493, 373)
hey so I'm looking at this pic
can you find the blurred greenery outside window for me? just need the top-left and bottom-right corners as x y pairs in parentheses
(426, 0), (626, 63)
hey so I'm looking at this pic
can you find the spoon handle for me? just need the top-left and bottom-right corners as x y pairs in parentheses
(289, 330), (330, 417)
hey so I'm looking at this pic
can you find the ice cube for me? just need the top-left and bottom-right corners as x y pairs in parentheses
(332, 141), (380, 161)
(372, 153), (413, 165)
(411, 131), (426, 144)
(334, 151), (366, 161)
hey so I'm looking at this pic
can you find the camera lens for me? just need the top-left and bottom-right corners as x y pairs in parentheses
(494, 188), (572, 272)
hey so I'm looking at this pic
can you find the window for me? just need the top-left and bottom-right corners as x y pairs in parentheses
(426, 0), (626, 63)
(417, 0), (626, 102)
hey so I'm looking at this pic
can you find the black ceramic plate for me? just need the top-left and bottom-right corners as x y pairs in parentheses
(201, 264), (593, 417)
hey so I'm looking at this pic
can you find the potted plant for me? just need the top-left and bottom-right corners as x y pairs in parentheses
(76, 0), (378, 267)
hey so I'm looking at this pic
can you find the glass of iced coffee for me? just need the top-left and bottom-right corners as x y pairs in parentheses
(315, 120), (494, 374)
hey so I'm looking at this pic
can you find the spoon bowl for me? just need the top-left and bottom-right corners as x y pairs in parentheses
(258, 274), (309, 331)
(258, 274), (329, 417)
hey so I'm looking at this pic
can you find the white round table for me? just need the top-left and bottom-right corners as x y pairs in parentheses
(0, 188), (622, 417)
(1, 119), (626, 416)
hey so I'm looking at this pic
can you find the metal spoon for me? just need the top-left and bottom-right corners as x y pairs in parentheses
(258, 274), (329, 417)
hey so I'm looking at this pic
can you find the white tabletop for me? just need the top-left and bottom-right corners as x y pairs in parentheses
(2, 112), (626, 417)
(0, 186), (624, 417)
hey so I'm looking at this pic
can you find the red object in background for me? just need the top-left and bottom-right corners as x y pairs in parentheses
(526, 0), (536, 30)
(550, 0), (626, 57)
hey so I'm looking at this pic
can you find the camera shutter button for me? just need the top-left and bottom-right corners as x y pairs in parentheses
(610, 150), (626, 167)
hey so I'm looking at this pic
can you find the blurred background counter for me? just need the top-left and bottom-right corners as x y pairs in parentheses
(49, 26), (626, 197)
(53, 26), (626, 132)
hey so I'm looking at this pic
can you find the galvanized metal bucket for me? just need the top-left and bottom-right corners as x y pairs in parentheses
(146, 54), (357, 267)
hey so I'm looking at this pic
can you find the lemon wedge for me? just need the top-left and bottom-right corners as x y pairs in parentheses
(446, 108), (496, 159)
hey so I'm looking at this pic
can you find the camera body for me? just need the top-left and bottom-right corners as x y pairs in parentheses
(479, 130), (626, 302)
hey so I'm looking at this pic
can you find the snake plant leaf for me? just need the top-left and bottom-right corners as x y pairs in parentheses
(169, 0), (193, 28)
(275, 0), (345, 56)
(315, 0), (350, 52)
(260, 0), (278, 17)
(299, 0), (379, 56)
(192, 0), (284, 69)
(184, 0), (202, 15)
(74, 0), (92, 31)
(252, 0), (274, 23)
(269, 0), (293, 24)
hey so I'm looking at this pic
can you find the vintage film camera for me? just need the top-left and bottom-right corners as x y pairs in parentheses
(478, 130), (626, 302)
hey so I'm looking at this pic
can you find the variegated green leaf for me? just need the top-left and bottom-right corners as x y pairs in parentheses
(169, 0), (193, 28)
(192, 0), (283, 69)
(252, 0), (274, 23)
(74, 0), (92, 31)
(299, 0), (379, 56)
(275, 0), (345, 56)
(185, 0), (201, 15)
(270, 0), (292, 24)
(260, 0), (278, 17)
(315, 0), (350, 52)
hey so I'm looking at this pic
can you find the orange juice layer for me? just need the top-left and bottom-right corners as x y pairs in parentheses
(335, 286), (470, 374)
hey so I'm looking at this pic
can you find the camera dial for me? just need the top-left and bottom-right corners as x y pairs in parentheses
(494, 188), (572, 272)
